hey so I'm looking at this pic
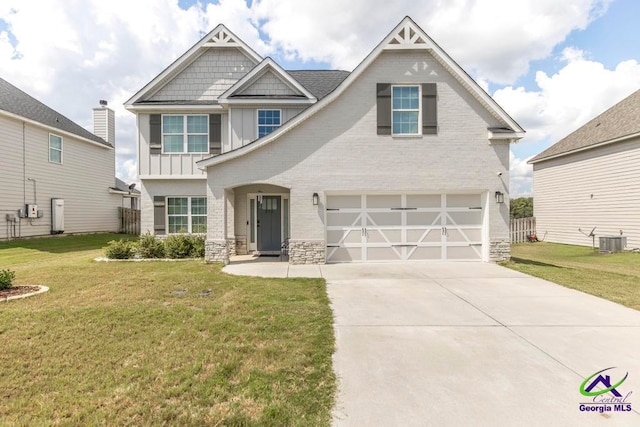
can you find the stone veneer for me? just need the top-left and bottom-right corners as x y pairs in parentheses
(489, 239), (510, 262)
(235, 235), (248, 255)
(288, 240), (326, 264)
(205, 239), (230, 263)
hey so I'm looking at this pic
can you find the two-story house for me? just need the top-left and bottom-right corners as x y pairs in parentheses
(126, 17), (524, 264)
(0, 78), (133, 239)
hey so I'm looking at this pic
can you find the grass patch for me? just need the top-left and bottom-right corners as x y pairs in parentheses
(502, 242), (640, 311)
(0, 234), (335, 426)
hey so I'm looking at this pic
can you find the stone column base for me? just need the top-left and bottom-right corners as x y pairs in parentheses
(489, 239), (511, 262)
(289, 240), (326, 264)
(205, 239), (230, 263)
(235, 235), (247, 255)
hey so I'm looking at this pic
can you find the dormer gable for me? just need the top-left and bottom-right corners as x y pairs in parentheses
(218, 58), (317, 105)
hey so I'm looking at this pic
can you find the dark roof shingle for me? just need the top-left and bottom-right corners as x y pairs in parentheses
(287, 70), (350, 100)
(0, 78), (110, 147)
(530, 89), (640, 163)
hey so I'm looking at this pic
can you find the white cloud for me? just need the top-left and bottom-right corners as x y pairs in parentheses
(496, 49), (640, 146)
(510, 152), (533, 197)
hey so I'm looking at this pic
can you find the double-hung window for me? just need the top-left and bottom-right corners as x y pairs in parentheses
(162, 115), (208, 153)
(49, 134), (63, 163)
(167, 197), (207, 233)
(392, 85), (421, 135)
(257, 110), (281, 138)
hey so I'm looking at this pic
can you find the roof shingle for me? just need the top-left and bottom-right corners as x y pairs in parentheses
(0, 78), (110, 147)
(287, 70), (350, 100)
(530, 89), (640, 163)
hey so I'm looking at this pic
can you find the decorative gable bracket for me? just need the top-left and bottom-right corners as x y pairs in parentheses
(385, 22), (430, 50)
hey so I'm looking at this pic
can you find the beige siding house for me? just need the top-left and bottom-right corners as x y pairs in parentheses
(0, 79), (132, 239)
(530, 89), (640, 249)
(126, 17), (524, 263)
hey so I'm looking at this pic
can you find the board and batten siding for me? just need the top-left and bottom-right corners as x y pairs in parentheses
(229, 107), (305, 151)
(533, 137), (640, 249)
(0, 114), (121, 239)
(137, 113), (214, 177)
(139, 179), (207, 234)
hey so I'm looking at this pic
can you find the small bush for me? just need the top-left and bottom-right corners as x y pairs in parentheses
(187, 234), (205, 258)
(0, 269), (16, 290)
(105, 239), (135, 259)
(164, 235), (193, 259)
(137, 233), (165, 258)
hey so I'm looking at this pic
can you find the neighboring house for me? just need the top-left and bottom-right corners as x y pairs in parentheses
(0, 78), (129, 239)
(530, 89), (640, 249)
(111, 177), (141, 210)
(125, 17), (524, 263)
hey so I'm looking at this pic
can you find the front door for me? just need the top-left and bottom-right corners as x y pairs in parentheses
(257, 196), (282, 252)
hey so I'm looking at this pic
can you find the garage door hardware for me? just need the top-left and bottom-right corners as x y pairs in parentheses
(390, 207), (417, 210)
(391, 244), (418, 247)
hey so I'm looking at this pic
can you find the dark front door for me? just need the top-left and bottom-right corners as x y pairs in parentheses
(257, 196), (282, 252)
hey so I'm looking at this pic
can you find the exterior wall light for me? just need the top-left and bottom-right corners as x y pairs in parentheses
(495, 191), (504, 204)
(312, 193), (319, 205)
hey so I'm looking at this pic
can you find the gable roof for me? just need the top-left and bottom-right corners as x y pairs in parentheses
(529, 89), (640, 164)
(218, 57), (316, 103)
(287, 70), (350, 100)
(198, 16), (524, 169)
(124, 25), (262, 107)
(0, 78), (111, 147)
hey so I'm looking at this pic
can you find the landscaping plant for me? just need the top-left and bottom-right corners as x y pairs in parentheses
(0, 268), (16, 290)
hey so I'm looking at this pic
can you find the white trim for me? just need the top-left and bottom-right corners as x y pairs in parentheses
(0, 110), (111, 149)
(390, 84), (422, 136)
(48, 133), (63, 164)
(218, 57), (317, 102)
(222, 98), (316, 105)
(256, 109), (282, 139)
(528, 131), (640, 164)
(126, 104), (225, 112)
(124, 24), (262, 107)
(139, 175), (206, 180)
(197, 17), (524, 170)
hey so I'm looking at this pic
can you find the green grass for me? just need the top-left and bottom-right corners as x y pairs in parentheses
(501, 242), (640, 311)
(0, 234), (335, 426)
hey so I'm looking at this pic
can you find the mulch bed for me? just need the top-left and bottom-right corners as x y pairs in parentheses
(0, 286), (42, 300)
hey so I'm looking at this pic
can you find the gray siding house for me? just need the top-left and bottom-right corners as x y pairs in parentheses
(126, 17), (524, 263)
(0, 78), (129, 239)
(530, 89), (640, 249)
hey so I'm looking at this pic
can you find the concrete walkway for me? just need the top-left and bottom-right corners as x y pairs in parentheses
(223, 260), (640, 426)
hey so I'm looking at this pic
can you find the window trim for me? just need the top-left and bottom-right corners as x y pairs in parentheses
(256, 109), (282, 139)
(48, 133), (63, 164)
(161, 114), (209, 154)
(166, 196), (207, 234)
(391, 85), (422, 137)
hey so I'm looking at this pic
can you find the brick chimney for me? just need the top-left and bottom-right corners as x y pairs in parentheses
(93, 100), (116, 146)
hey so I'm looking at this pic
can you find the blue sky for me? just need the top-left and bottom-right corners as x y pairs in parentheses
(1, 0), (639, 196)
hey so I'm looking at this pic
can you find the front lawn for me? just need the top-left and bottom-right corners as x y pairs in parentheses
(0, 234), (335, 426)
(502, 242), (640, 311)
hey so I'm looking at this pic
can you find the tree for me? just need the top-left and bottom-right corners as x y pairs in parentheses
(510, 197), (533, 219)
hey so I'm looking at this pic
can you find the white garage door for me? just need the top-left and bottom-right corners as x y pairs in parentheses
(326, 194), (483, 262)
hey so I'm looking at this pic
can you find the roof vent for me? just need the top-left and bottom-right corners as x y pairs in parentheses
(99, 100), (108, 107)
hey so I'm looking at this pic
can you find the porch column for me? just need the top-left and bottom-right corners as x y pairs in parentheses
(205, 185), (230, 263)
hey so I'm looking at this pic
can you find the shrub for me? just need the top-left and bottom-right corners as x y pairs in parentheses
(137, 233), (165, 258)
(164, 235), (193, 259)
(105, 239), (135, 259)
(0, 269), (16, 290)
(187, 234), (205, 258)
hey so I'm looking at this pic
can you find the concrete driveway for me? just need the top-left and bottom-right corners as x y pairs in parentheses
(224, 261), (640, 426)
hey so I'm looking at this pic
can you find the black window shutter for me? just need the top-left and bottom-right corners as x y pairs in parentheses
(209, 114), (222, 155)
(422, 83), (437, 135)
(149, 114), (162, 154)
(377, 83), (391, 135)
(153, 196), (166, 235)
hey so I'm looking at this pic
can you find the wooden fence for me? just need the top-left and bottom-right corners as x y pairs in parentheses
(510, 217), (536, 243)
(119, 207), (140, 235)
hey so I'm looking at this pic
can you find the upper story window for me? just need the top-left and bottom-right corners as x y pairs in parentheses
(49, 134), (63, 164)
(257, 109), (281, 138)
(162, 115), (208, 153)
(392, 85), (421, 135)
